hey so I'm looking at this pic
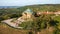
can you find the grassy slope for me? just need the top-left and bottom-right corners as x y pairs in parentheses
(0, 23), (29, 34)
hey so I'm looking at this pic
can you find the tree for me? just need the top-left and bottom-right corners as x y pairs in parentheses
(32, 14), (58, 34)
(19, 14), (58, 34)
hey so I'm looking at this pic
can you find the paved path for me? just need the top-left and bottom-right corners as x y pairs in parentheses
(1, 19), (23, 29)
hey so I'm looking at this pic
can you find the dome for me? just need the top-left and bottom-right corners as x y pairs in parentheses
(24, 8), (33, 14)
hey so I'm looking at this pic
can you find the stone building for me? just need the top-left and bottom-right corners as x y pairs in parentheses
(17, 8), (33, 22)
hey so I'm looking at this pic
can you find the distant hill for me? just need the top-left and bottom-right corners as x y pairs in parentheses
(17, 4), (60, 12)
(0, 4), (60, 9)
(0, 6), (20, 9)
(0, 4), (60, 21)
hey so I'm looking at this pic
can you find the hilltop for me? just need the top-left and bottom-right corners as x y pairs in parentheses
(0, 4), (60, 34)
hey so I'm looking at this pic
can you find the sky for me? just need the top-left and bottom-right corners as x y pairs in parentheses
(0, 0), (60, 6)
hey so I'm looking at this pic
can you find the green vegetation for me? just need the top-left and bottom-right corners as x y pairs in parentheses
(0, 4), (60, 34)
(0, 4), (60, 21)
(19, 14), (60, 34)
